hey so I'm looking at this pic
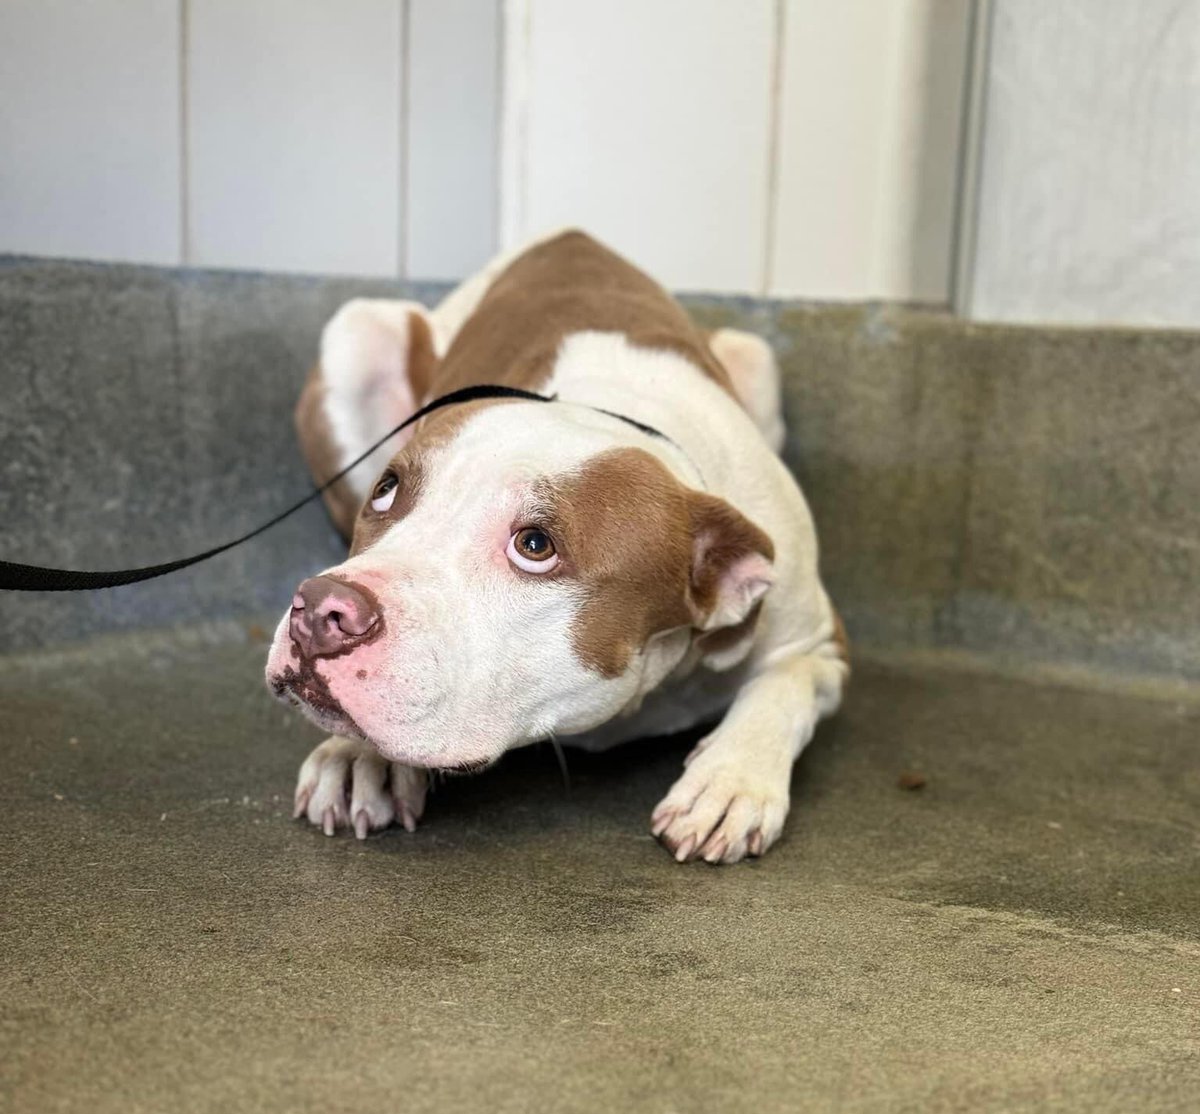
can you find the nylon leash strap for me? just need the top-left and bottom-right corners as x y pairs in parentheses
(0, 385), (554, 592)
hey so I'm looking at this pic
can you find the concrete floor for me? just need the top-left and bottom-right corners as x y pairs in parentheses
(1, 625), (1197, 1113)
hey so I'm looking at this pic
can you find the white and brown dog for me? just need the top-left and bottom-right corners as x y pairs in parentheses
(265, 231), (847, 864)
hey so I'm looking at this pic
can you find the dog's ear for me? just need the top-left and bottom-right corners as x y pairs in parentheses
(707, 327), (785, 452)
(296, 300), (441, 540)
(686, 493), (775, 633)
(317, 298), (440, 415)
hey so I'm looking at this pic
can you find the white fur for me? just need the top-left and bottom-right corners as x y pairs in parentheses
(293, 735), (427, 837)
(270, 239), (846, 862)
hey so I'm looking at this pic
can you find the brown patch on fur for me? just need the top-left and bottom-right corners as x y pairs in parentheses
(295, 363), (361, 541)
(406, 310), (439, 404)
(432, 230), (738, 399)
(549, 448), (774, 678)
(550, 449), (694, 678)
(349, 457), (426, 556)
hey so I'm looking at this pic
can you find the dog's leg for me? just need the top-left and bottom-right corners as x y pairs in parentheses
(708, 328), (786, 454)
(296, 299), (441, 540)
(293, 735), (428, 839)
(651, 640), (846, 864)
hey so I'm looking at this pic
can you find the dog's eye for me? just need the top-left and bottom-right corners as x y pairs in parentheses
(506, 527), (559, 574)
(370, 473), (399, 513)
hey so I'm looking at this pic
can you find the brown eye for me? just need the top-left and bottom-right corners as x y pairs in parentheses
(370, 473), (398, 512)
(507, 527), (560, 573)
(515, 528), (555, 560)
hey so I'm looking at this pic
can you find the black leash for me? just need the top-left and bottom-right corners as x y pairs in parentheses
(0, 384), (555, 592)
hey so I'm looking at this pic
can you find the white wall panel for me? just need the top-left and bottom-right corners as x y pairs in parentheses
(771, 0), (971, 301)
(187, 0), (402, 276)
(406, 0), (500, 280)
(965, 0), (1200, 328)
(504, 0), (776, 293)
(0, 0), (181, 265)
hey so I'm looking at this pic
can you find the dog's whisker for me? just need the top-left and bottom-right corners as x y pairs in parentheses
(548, 734), (571, 794)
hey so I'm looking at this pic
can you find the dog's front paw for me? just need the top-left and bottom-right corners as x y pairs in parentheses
(293, 735), (427, 839)
(650, 750), (789, 864)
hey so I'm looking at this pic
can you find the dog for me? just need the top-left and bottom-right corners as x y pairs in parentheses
(265, 230), (847, 863)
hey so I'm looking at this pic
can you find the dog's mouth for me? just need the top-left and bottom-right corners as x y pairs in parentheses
(271, 664), (364, 739)
(269, 649), (485, 771)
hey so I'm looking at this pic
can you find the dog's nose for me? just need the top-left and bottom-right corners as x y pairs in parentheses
(289, 576), (381, 657)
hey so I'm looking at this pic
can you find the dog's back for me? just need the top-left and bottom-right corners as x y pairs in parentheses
(434, 230), (737, 399)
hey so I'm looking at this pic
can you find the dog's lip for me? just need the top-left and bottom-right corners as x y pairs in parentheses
(437, 756), (496, 775)
(271, 672), (362, 734)
(270, 668), (448, 732)
(273, 679), (493, 772)
(271, 670), (333, 710)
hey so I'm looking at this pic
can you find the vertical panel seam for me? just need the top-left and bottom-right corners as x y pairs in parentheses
(950, 0), (994, 316)
(397, 0), (411, 279)
(760, 0), (786, 297)
(489, 0), (504, 255)
(516, 0), (531, 243)
(178, 0), (191, 265)
(499, 0), (532, 249)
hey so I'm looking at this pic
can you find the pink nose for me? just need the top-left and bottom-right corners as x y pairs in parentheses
(289, 576), (381, 658)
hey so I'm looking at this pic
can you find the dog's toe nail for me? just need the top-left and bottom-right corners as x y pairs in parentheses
(398, 803), (417, 833)
(651, 814), (671, 837)
(703, 839), (727, 864)
(293, 789), (310, 819)
(674, 834), (697, 862)
(353, 810), (370, 840)
(322, 807), (336, 837)
(747, 831), (764, 857)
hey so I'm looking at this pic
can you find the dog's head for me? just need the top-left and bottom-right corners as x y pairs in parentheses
(266, 291), (772, 773)
(267, 377), (773, 773)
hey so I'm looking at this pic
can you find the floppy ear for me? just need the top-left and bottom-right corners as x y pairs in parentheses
(296, 299), (441, 540)
(686, 493), (775, 632)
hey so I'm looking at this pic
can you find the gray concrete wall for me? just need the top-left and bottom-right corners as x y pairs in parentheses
(0, 257), (446, 649)
(737, 304), (1200, 683)
(2, 257), (1197, 682)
